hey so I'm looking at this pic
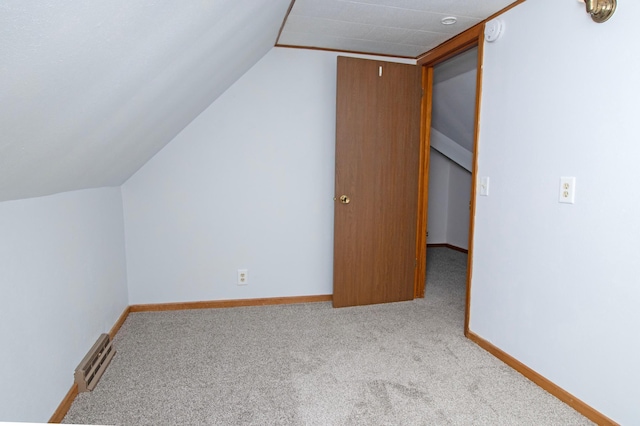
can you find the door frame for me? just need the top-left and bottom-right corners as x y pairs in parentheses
(413, 22), (485, 336)
(414, 0), (524, 334)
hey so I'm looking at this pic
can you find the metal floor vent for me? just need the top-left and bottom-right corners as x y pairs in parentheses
(74, 333), (116, 392)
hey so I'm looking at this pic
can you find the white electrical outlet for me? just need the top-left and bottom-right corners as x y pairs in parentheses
(559, 177), (576, 204)
(237, 269), (248, 285)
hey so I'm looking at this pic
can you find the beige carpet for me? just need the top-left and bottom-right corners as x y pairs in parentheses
(63, 248), (591, 425)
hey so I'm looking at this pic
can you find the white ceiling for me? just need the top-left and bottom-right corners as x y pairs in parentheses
(278, 0), (517, 57)
(1, 0), (517, 203)
(0, 0), (291, 202)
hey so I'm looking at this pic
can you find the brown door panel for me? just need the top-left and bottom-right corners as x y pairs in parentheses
(333, 57), (421, 308)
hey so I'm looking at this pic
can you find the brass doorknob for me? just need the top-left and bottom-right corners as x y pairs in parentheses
(339, 195), (350, 204)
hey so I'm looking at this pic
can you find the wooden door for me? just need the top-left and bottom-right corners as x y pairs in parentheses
(333, 57), (422, 308)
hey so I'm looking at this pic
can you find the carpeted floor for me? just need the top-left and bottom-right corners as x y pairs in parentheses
(63, 248), (592, 425)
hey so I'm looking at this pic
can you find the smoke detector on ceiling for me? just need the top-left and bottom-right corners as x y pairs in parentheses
(441, 17), (457, 25)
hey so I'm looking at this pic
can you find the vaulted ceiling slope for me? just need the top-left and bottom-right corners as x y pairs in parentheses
(432, 47), (478, 153)
(0, 0), (291, 202)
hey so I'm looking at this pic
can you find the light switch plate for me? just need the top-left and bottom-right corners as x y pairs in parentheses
(480, 177), (490, 196)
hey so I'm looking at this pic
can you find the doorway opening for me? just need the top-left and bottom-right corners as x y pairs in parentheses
(425, 47), (478, 328)
(414, 24), (485, 335)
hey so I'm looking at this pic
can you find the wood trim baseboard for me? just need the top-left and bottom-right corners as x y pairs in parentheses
(129, 294), (333, 313)
(427, 243), (469, 254)
(48, 383), (78, 423)
(275, 44), (415, 60)
(109, 306), (131, 340)
(50, 305), (131, 423)
(466, 331), (618, 426)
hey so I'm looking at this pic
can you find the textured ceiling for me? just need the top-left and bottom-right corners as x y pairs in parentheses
(278, 0), (516, 57)
(0, 0), (291, 202)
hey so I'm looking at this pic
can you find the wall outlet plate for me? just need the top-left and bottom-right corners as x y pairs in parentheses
(559, 177), (576, 204)
(237, 269), (248, 285)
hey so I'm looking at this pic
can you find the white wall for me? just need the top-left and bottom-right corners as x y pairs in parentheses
(472, 0), (640, 423)
(427, 149), (471, 250)
(447, 162), (471, 250)
(430, 128), (472, 172)
(426, 149), (449, 244)
(0, 187), (129, 422)
(122, 48), (414, 304)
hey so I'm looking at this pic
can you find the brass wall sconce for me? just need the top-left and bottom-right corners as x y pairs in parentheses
(582, 0), (616, 23)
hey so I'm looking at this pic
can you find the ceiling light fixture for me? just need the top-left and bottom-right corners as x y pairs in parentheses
(578, 0), (616, 23)
(441, 17), (457, 25)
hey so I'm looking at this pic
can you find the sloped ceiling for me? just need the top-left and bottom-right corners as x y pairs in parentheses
(1, 1), (518, 203)
(432, 47), (478, 153)
(0, 0), (291, 202)
(278, 0), (516, 57)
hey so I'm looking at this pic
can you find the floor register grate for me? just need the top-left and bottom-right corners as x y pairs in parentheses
(74, 333), (115, 392)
